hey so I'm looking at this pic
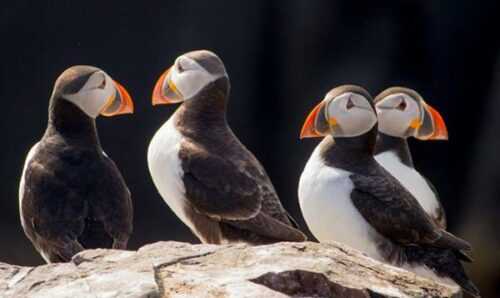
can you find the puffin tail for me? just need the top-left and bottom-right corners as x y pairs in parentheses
(228, 212), (307, 243)
(459, 279), (481, 298)
(435, 250), (480, 297)
(406, 247), (480, 297)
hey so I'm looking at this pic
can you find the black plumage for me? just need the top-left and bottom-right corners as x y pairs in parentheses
(177, 78), (305, 244)
(19, 66), (133, 263)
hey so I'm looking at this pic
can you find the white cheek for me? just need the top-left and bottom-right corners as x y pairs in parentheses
(171, 69), (218, 100)
(65, 88), (111, 118)
(337, 109), (377, 137)
(377, 102), (422, 138)
(377, 109), (410, 137)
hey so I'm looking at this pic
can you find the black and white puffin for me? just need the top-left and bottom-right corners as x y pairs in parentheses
(298, 85), (479, 297)
(374, 87), (448, 228)
(148, 50), (306, 245)
(19, 65), (134, 263)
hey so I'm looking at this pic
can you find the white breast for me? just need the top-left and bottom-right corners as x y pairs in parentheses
(375, 151), (439, 219)
(19, 142), (40, 231)
(298, 144), (382, 260)
(147, 117), (196, 232)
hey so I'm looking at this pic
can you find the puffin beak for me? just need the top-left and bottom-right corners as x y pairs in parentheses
(300, 101), (326, 139)
(416, 103), (448, 140)
(101, 80), (134, 117)
(152, 67), (184, 105)
(425, 103), (448, 140)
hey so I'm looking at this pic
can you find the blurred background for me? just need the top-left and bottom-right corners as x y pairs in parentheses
(1, 1), (499, 296)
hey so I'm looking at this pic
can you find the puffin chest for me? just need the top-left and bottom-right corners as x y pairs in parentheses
(375, 151), (439, 217)
(298, 149), (382, 259)
(147, 118), (194, 229)
(19, 143), (40, 232)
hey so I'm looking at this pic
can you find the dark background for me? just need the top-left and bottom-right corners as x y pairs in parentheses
(2, 1), (499, 296)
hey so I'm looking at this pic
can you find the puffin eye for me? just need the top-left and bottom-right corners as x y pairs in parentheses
(346, 97), (354, 110)
(177, 61), (185, 73)
(98, 78), (106, 89)
(397, 99), (407, 111)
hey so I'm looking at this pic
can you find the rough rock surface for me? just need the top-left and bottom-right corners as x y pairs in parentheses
(0, 241), (460, 298)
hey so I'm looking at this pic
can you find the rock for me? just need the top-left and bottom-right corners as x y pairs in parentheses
(0, 241), (460, 298)
(0, 242), (221, 298)
(154, 242), (461, 298)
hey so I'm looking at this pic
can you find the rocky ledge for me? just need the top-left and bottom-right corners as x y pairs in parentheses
(0, 241), (460, 298)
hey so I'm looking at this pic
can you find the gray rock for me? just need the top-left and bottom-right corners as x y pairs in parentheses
(0, 241), (460, 298)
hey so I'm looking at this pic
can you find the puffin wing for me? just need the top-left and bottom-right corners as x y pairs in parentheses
(423, 176), (447, 229)
(91, 153), (133, 249)
(21, 149), (132, 262)
(180, 148), (263, 221)
(349, 173), (470, 251)
(180, 148), (306, 241)
(21, 154), (88, 262)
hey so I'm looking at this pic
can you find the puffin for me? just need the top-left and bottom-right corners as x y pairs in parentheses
(19, 65), (134, 263)
(148, 50), (306, 245)
(374, 87), (448, 229)
(298, 85), (479, 297)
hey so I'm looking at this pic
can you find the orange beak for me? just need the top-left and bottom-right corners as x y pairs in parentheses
(101, 80), (134, 117)
(152, 67), (184, 105)
(425, 103), (448, 140)
(300, 101), (325, 139)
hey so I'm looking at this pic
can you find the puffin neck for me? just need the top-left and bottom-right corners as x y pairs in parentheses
(374, 133), (414, 168)
(320, 126), (378, 172)
(45, 97), (101, 146)
(175, 77), (230, 132)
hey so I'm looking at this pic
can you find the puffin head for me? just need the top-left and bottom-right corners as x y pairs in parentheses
(53, 65), (134, 118)
(300, 85), (377, 139)
(374, 87), (448, 140)
(152, 50), (228, 105)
